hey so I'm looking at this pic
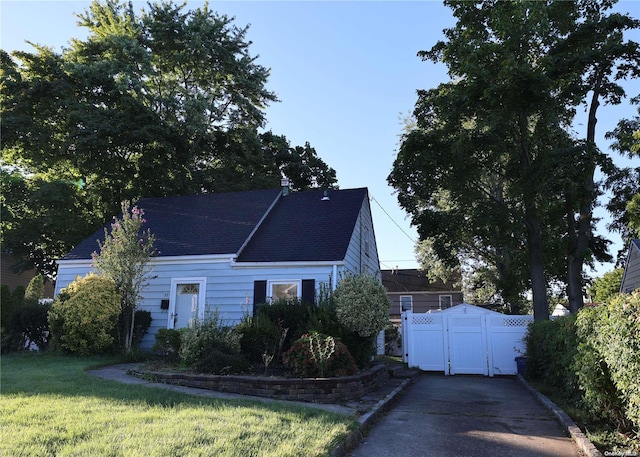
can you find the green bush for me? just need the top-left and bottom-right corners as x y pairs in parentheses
(524, 315), (579, 399)
(333, 274), (390, 338)
(236, 313), (281, 363)
(283, 332), (358, 378)
(599, 292), (640, 432)
(152, 328), (183, 361)
(131, 310), (152, 349)
(574, 305), (629, 430)
(6, 301), (52, 351)
(48, 274), (121, 355)
(179, 312), (248, 374)
(257, 298), (316, 350)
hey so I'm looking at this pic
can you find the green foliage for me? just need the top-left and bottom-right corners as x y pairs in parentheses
(2, 301), (52, 353)
(152, 328), (182, 361)
(283, 333), (358, 378)
(574, 305), (629, 430)
(588, 268), (624, 304)
(236, 313), (281, 363)
(524, 315), (579, 398)
(389, 0), (640, 316)
(1, 285), (12, 328)
(333, 274), (390, 338)
(598, 292), (640, 432)
(24, 274), (44, 303)
(48, 274), (120, 355)
(92, 201), (156, 354)
(527, 292), (640, 435)
(1, 1), (338, 279)
(256, 298), (316, 350)
(179, 313), (248, 374)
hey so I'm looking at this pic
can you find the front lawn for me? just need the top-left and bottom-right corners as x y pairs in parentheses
(0, 353), (356, 457)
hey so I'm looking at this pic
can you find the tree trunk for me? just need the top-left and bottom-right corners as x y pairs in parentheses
(524, 203), (549, 320)
(566, 73), (602, 312)
(518, 112), (549, 320)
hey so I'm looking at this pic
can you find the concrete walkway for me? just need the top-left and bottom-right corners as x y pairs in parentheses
(347, 374), (583, 457)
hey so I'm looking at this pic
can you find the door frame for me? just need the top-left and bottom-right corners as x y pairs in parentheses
(167, 277), (207, 329)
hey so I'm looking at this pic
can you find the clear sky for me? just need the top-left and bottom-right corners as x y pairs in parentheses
(1, 0), (639, 278)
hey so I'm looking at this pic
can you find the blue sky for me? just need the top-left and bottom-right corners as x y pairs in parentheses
(2, 0), (638, 278)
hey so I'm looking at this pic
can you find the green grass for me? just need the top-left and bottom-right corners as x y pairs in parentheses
(1, 353), (356, 457)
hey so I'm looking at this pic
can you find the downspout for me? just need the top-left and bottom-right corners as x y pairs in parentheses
(332, 264), (338, 291)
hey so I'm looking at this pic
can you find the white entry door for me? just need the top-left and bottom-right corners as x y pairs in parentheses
(168, 278), (206, 329)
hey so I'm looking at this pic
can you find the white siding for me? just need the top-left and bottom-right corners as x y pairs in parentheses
(621, 243), (640, 293)
(343, 194), (381, 279)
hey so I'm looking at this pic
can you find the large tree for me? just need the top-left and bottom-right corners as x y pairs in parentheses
(1, 0), (337, 277)
(389, 0), (638, 319)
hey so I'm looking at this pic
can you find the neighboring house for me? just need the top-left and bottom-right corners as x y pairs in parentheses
(55, 186), (380, 349)
(1, 252), (55, 298)
(382, 268), (464, 320)
(620, 239), (640, 293)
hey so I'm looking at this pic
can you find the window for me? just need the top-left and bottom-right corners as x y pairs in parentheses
(268, 280), (301, 302)
(400, 295), (413, 312)
(439, 295), (452, 310)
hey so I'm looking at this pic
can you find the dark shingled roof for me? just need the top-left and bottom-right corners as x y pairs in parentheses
(236, 188), (368, 262)
(381, 269), (460, 292)
(62, 189), (281, 260)
(62, 187), (368, 263)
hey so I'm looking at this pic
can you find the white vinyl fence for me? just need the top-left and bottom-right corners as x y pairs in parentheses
(401, 303), (533, 376)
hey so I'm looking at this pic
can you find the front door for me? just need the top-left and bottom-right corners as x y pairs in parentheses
(168, 279), (205, 329)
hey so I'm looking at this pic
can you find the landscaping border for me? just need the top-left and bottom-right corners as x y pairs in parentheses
(130, 364), (390, 403)
(517, 374), (603, 457)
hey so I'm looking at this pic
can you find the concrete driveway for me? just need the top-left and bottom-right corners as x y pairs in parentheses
(348, 374), (582, 457)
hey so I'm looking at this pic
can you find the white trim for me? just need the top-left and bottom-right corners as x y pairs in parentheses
(231, 260), (345, 269)
(400, 295), (413, 312)
(439, 294), (453, 310)
(386, 291), (462, 295)
(267, 279), (302, 301)
(168, 277), (207, 329)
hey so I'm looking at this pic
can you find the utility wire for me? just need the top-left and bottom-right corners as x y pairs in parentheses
(370, 196), (416, 244)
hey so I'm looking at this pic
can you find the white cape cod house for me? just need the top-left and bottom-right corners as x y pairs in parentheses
(55, 186), (381, 349)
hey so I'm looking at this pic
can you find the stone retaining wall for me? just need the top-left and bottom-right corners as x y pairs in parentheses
(131, 364), (390, 403)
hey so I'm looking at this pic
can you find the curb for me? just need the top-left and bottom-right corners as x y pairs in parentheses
(331, 372), (419, 457)
(517, 374), (603, 457)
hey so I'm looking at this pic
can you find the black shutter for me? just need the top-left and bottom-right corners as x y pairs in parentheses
(301, 279), (315, 305)
(253, 280), (267, 316)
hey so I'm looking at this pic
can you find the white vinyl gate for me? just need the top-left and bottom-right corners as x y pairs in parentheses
(401, 303), (533, 376)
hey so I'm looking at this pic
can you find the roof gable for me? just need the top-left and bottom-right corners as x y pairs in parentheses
(236, 188), (368, 262)
(62, 189), (281, 260)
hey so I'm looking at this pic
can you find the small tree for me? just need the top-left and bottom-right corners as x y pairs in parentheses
(92, 201), (156, 354)
(333, 274), (390, 338)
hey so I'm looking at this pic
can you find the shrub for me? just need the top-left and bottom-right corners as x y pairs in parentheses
(524, 315), (579, 400)
(333, 274), (390, 338)
(152, 328), (183, 361)
(574, 305), (629, 430)
(283, 332), (358, 378)
(6, 301), (52, 351)
(179, 312), (248, 374)
(599, 292), (640, 432)
(24, 273), (45, 303)
(236, 313), (282, 363)
(48, 274), (120, 355)
(257, 298), (316, 350)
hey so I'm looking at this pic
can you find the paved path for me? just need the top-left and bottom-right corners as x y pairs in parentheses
(348, 374), (583, 457)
